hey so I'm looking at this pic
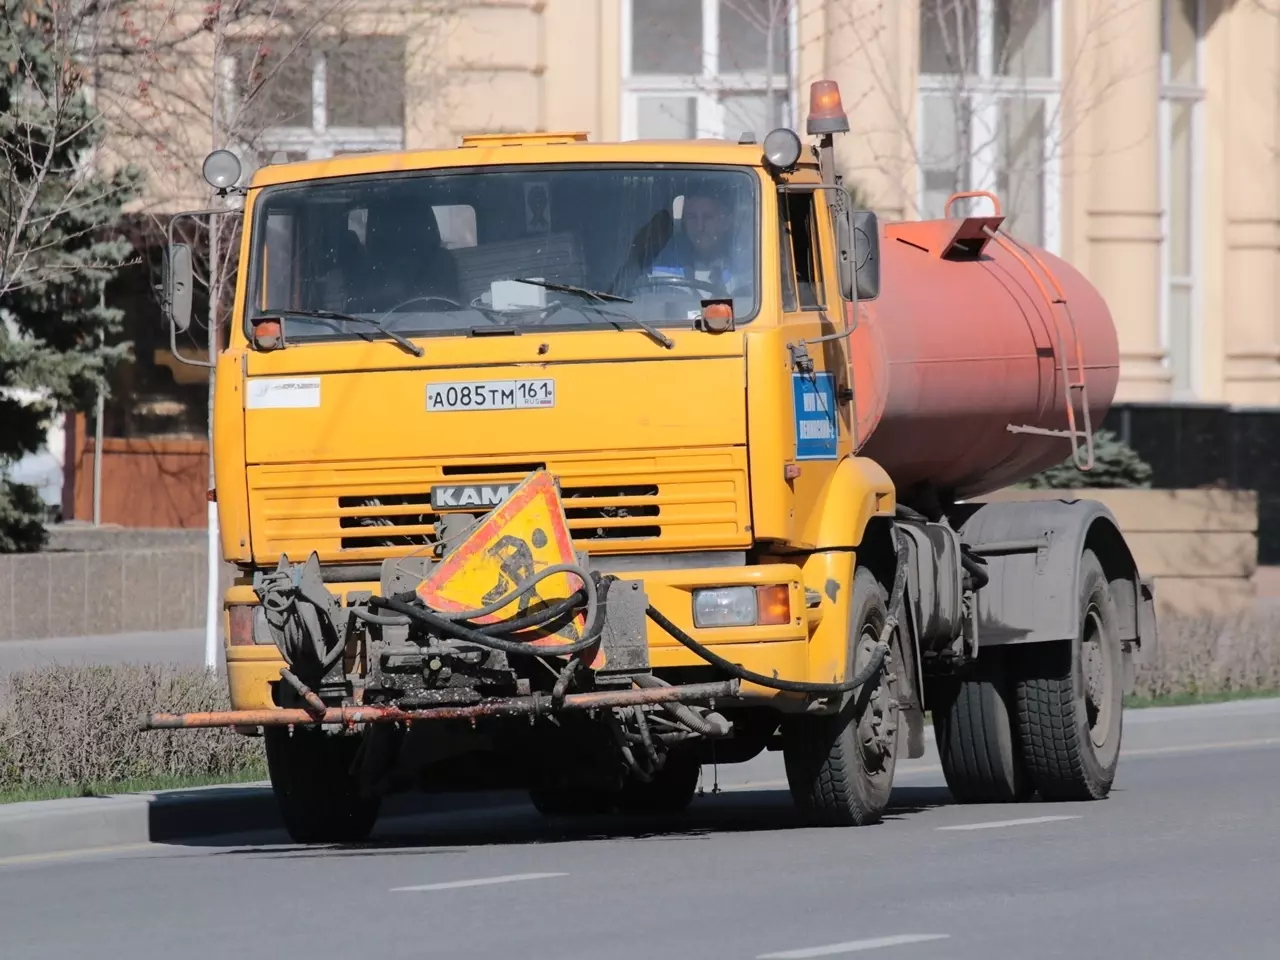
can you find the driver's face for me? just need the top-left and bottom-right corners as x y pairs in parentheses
(683, 194), (730, 258)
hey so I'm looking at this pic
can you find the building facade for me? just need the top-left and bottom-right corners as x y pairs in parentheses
(65, 0), (1280, 527)
(405, 0), (1277, 407)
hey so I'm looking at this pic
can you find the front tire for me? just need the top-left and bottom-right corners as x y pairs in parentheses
(616, 752), (701, 814)
(265, 727), (381, 844)
(1015, 549), (1124, 800)
(528, 787), (617, 817)
(782, 567), (899, 827)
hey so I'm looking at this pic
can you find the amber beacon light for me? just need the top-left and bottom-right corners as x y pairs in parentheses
(806, 80), (850, 136)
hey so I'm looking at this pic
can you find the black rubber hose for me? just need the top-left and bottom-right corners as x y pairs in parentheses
(411, 564), (595, 623)
(471, 590), (588, 635)
(644, 605), (889, 694)
(632, 673), (723, 736)
(960, 549), (990, 590)
(348, 607), (411, 627)
(373, 594), (603, 658)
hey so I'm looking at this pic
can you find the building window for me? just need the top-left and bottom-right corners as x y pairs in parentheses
(916, 0), (1059, 249)
(1160, 0), (1203, 398)
(222, 36), (406, 165)
(622, 0), (794, 141)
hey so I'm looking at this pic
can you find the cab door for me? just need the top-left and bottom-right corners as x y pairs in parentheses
(777, 179), (855, 541)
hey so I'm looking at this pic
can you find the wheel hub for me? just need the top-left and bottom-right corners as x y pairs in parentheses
(854, 626), (897, 772)
(1082, 607), (1112, 748)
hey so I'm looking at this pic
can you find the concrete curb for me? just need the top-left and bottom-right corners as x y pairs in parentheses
(0, 783), (525, 860)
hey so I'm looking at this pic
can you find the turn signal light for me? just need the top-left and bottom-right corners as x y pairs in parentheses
(756, 584), (792, 626)
(807, 80), (850, 136)
(252, 316), (283, 350)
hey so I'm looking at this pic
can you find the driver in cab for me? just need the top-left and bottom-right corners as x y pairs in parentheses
(648, 187), (750, 298)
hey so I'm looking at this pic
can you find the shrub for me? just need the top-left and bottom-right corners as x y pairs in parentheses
(1021, 429), (1153, 490)
(1132, 608), (1280, 701)
(0, 663), (264, 791)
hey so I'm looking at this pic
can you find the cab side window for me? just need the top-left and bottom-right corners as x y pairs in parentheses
(779, 190), (826, 312)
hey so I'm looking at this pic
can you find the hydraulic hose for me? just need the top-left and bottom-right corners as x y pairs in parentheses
(370, 563), (604, 659)
(405, 564), (592, 623)
(639, 527), (910, 696)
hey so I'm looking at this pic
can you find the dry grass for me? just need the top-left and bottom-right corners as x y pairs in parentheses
(1133, 608), (1280, 701)
(0, 663), (264, 793)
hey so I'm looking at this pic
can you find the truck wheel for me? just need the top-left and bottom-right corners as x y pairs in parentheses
(1015, 549), (1124, 801)
(528, 787), (617, 817)
(616, 753), (701, 814)
(265, 727), (381, 844)
(933, 669), (1033, 803)
(782, 567), (898, 827)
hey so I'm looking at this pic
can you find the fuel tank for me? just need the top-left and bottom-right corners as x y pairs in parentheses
(848, 212), (1120, 502)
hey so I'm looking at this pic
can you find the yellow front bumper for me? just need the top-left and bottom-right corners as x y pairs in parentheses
(223, 551), (855, 711)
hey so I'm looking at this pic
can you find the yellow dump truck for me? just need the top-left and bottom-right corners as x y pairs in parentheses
(152, 80), (1155, 844)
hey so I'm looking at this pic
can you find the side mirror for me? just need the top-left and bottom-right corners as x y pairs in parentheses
(163, 242), (193, 333)
(851, 209), (880, 301)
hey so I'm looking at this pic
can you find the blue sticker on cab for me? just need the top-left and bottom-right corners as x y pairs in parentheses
(792, 373), (838, 460)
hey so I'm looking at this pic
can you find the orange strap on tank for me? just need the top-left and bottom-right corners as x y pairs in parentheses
(979, 223), (1096, 471)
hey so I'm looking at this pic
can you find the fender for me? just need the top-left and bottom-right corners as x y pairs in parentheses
(801, 455), (896, 550)
(953, 498), (1157, 661)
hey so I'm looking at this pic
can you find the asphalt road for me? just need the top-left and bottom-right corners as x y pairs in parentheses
(1, 698), (1278, 959)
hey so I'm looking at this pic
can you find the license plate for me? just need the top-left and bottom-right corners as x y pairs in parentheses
(426, 379), (555, 412)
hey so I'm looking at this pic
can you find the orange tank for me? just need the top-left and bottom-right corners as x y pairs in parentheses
(848, 201), (1120, 502)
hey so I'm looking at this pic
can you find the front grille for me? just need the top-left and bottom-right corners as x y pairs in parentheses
(250, 449), (750, 563)
(338, 493), (436, 549)
(337, 484), (663, 550)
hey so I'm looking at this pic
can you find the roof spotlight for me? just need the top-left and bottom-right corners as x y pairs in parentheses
(202, 149), (243, 191)
(762, 127), (803, 173)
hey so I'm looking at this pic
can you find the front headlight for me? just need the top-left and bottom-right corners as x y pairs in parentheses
(692, 587), (757, 628)
(692, 584), (792, 628)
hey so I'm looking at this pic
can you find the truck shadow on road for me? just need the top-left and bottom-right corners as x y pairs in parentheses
(206, 785), (955, 860)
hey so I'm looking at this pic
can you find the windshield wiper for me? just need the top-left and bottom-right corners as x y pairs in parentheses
(258, 309), (424, 358)
(513, 278), (674, 349)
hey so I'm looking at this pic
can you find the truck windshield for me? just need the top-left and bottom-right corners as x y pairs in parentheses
(247, 165), (759, 343)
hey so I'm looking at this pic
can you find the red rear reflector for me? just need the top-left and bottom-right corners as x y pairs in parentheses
(227, 605), (255, 646)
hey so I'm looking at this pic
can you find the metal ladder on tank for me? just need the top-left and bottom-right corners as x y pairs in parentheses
(945, 190), (1097, 471)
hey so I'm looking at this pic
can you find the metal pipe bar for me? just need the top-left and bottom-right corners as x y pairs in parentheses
(141, 680), (739, 730)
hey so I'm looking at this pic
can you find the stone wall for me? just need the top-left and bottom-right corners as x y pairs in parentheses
(0, 527), (237, 641)
(975, 489), (1259, 616)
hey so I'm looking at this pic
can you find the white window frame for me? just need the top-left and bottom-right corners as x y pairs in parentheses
(1159, 0), (1205, 400)
(220, 43), (404, 163)
(915, 0), (1062, 253)
(620, 0), (798, 141)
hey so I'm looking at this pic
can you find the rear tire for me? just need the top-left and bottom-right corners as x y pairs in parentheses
(933, 668), (1033, 803)
(782, 567), (899, 827)
(265, 727), (381, 844)
(1015, 549), (1124, 801)
(616, 752), (701, 814)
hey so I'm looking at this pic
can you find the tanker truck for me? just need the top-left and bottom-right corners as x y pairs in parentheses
(148, 79), (1156, 843)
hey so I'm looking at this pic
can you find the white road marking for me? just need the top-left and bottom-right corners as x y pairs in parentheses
(391, 872), (566, 892)
(937, 815), (1081, 832)
(757, 933), (951, 958)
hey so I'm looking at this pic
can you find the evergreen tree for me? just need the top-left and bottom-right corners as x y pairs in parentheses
(0, 0), (143, 550)
(1021, 430), (1154, 490)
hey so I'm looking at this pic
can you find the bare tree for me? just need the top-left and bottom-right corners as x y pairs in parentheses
(828, 0), (1151, 241)
(0, 0), (140, 300)
(87, 0), (454, 372)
